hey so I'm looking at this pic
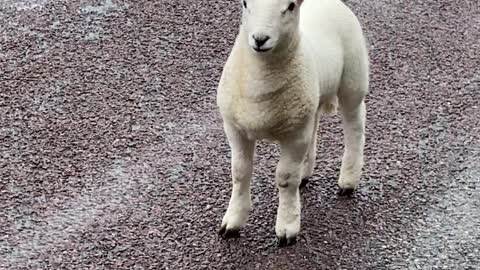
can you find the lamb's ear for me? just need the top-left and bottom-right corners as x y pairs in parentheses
(297, 0), (304, 6)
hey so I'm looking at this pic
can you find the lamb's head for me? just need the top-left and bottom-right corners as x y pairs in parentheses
(241, 0), (303, 54)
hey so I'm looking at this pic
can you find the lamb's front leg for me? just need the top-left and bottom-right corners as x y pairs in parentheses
(275, 135), (309, 246)
(219, 123), (255, 238)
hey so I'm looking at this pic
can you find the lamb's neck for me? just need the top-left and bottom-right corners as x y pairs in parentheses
(245, 55), (301, 98)
(242, 57), (300, 99)
(231, 28), (303, 98)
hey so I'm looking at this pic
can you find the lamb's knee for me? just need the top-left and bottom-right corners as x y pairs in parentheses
(276, 167), (301, 189)
(341, 102), (366, 132)
(319, 96), (338, 116)
(232, 156), (252, 182)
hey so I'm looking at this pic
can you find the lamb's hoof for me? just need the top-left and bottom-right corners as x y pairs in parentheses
(276, 235), (297, 247)
(218, 225), (241, 239)
(299, 177), (309, 189)
(337, 187), (355, 197)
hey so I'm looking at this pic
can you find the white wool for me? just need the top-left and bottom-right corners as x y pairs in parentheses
(216, 0), (369, 244)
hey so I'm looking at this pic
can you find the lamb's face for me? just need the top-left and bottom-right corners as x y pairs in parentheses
(241, 0), (303, 54)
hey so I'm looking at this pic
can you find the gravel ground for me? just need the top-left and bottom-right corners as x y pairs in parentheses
(1, 0), (479, 269)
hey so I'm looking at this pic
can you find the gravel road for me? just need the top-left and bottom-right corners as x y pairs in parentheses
(1, 0), (479, 269)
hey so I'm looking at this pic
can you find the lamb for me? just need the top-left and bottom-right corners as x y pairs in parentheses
(216, 0), (369, 246)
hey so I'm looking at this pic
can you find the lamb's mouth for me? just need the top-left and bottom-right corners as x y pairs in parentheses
(253, 46), (272, 52)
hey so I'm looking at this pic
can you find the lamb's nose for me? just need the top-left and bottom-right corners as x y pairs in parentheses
(253, 35), (270, 47)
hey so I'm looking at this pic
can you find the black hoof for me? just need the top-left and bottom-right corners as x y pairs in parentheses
(277, 236), (297, 247)
(218, 226), (241, 239)
(299, 177), (309, 189)
(337, 187), (355, 196)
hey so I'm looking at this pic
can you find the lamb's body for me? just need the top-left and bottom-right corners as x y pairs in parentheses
(218, 0), (368, 140)
(217, 0), (369, 246)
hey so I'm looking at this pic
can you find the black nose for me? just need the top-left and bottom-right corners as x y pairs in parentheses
(253, 35), (270, 47)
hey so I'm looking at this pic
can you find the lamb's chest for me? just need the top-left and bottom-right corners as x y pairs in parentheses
(228, 91), (315, 140)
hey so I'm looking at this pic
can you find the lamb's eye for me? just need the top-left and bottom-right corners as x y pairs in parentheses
(287, 2), (295, 11)
(243, 1), (247, 9)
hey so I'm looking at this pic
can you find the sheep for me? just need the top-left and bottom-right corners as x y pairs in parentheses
(216, 0), (369, 246)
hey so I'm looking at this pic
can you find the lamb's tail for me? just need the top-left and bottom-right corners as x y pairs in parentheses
(319, 96), (338, 116)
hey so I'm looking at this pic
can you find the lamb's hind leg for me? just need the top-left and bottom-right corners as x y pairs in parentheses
(301, 97), (339, 187)
(337, 97), (366, 196)
(300, 113), (318, 188)
(337, 39), (369, 195)
(219, 123), (255, 238)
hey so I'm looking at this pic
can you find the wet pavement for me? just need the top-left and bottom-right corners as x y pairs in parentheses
(1, 0), (479, 269)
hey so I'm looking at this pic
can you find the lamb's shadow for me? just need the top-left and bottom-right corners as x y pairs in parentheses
(294, 174), (390, 265)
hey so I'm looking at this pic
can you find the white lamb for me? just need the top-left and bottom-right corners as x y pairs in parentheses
(216, 0), (369, 246)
